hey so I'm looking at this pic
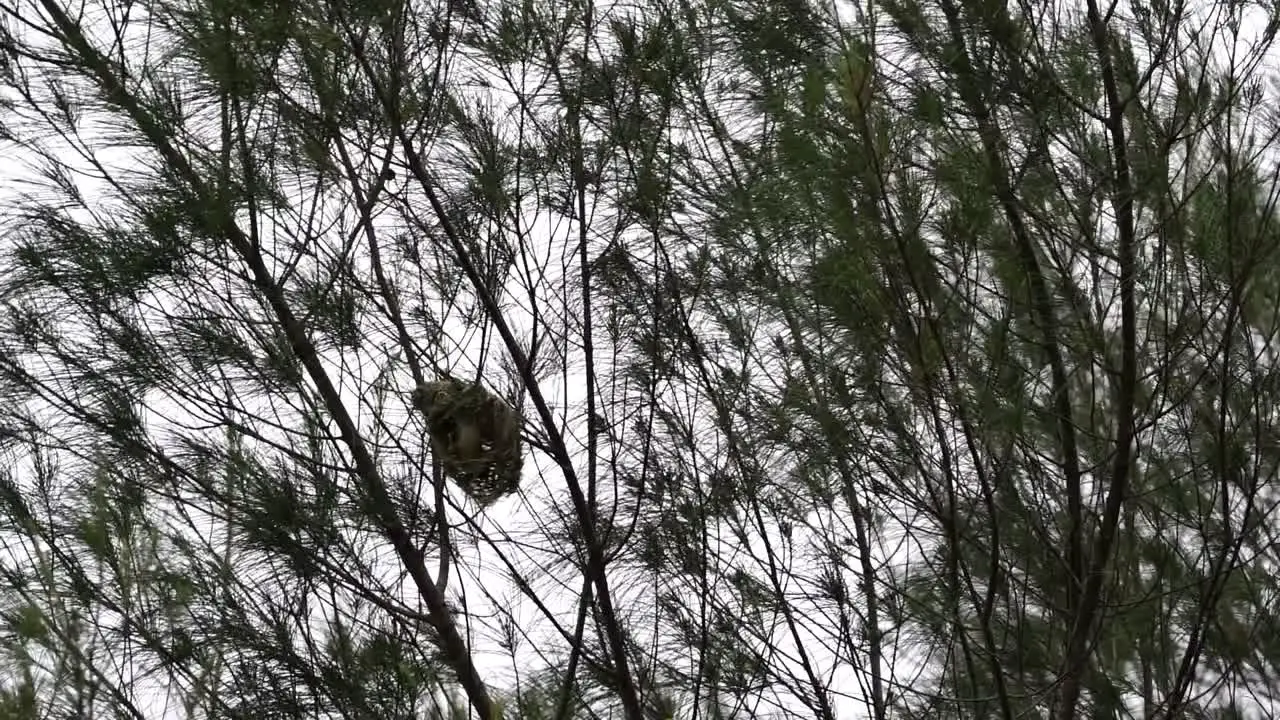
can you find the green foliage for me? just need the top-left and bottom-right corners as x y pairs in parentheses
(0, 0), (1279, 719)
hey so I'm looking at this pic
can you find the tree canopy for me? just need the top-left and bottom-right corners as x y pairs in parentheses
(0, 0), (1278, 718)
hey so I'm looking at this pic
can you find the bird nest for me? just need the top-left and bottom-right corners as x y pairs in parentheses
(412, 378), (524, 506)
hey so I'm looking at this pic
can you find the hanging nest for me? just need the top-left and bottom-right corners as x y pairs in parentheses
(412, 378), (524, 506)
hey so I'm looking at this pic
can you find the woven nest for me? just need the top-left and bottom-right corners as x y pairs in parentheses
(412, 378), (524, 506)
